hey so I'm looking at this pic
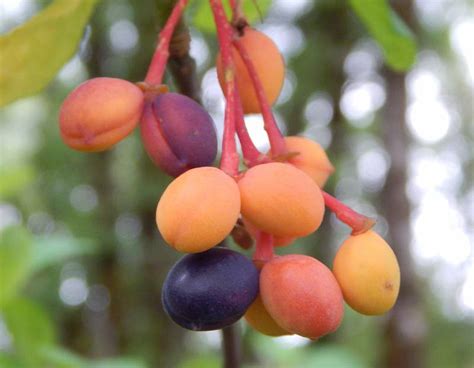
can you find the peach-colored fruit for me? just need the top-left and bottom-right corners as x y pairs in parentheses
(333, 230), (400, 315)
(59, 77), (144, 151)
(238, 163), (324, 238)
(156, 167), (240, 253)
(216, 28), (285, 114)
(260, 255), (344, 339)
(284, 136), (334, 188)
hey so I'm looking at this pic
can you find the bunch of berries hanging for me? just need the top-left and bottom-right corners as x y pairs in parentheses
(58, 0), (400, 340)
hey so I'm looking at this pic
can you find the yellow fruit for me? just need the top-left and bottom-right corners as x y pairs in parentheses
(333, 230), (400, 315)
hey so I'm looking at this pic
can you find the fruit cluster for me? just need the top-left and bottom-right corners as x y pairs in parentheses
(58, 0), (400, 341)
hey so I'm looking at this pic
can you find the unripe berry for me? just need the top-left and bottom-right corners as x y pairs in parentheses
(59, 77), (144, 151)
(260, 255), (344, 339)
(156, 167), (240, 253)
(140, 93), (218, 177)
(333, 230), (400, 315)
(284, 136), (334, 188)
(238, 163), (324, 238)
(216, 28), (285, 114)
(162, 248), (259, 331)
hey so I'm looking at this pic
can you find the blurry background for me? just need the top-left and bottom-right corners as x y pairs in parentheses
(0, 0), (473, 367)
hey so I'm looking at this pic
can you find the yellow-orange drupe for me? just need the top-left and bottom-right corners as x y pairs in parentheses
(59, 77), (144, 151)
(156, 167), (240, 253)
(333, 230), (400, 315)
(284, 136), (334, 188)
(238, 163), (324, 238)
(216, 28), (285, 114)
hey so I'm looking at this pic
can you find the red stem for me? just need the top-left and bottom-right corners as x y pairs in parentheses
(144, 0), (189, 85)
(253, 231), (274, 262)
(233, 38), (287, 157)
(211, 0), (240, 176)
(322, 191), (376, 235)
(234, 86), (268, 166)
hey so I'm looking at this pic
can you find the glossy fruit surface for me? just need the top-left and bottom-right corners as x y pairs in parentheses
(162, 247), (259, 331)
(260, 255), (344, 339)
(156, 167), (240, 253)
(333, 230), (400, 315)
(140, 93), (217, 177)
(59, 77), (143, 151)
(216, 27), (285, 114)
(284, 136), (334, 188)
(238, 163), (324, 238)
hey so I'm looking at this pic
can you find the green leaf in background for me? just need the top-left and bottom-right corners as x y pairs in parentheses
(191, 0), (272, 33)
(0, 353), (26, 368)
(349, 0), (416, 71)
(40, 346), (86, 368)
(0, 0), (98, 107)
(30, 235), (99, 273)
(0, 226), (32, 306)
(2, 298), (56, 366)
(0, 165), (35, 199)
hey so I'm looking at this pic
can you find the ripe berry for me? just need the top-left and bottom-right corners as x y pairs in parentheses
(260, 255), (344, 339)
(283, 136), (334, 188)
(162, 247), (259, 331)
(59, 77), (144, 151)
(156, 167), (240, 253)
(216, 28), (285, 114)
(238, 162), (324, 238)
(140, 93), (218, 177)
(333, 230), (400, 315)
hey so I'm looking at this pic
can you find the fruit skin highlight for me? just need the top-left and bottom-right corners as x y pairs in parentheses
(260, 254), (344, 339)
(238, 162), (325, 238)
(162, 247), (259, 331)
(216, 27), (285, 114)
(59, 77), (144, 151)
(140, 92), (218, 177)
(284, 136), (334, 188)
(156, 167), (240, 253)
(333, 230), (400, 315)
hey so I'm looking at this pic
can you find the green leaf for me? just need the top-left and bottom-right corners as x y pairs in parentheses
(0, 353), (26, 368)
(2, 298), (56, 366)
(30, 235), (99, 273)
(0, 165), (36, 199)
(0, 226), (32, 306)
(0, 0), (98, 107)
(191, 0), (272, 33)
(349, 0), (416, 71)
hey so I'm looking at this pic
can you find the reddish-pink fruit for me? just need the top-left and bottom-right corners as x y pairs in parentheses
(59, 77), (144, 151)
(140, 93), (218, 177)
(260, 255), (344, 339)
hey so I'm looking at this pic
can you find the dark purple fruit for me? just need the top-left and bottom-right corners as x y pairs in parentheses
(140, 93), (217, 177)
(162, 247), (259, 331)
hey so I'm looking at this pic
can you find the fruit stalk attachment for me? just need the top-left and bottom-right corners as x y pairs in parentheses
(322, 191), (376, 235)
(145, 0), (189, 85)
(253, 231), (274, 262)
